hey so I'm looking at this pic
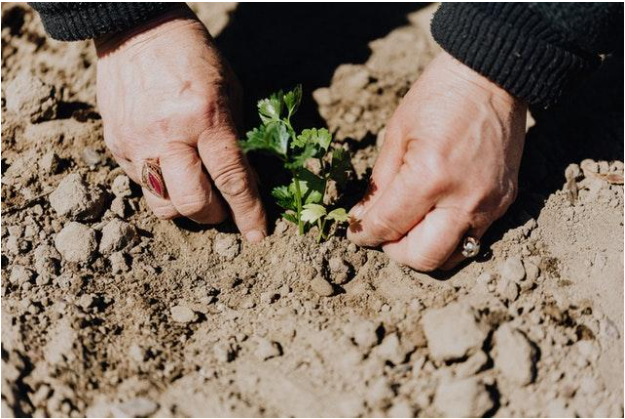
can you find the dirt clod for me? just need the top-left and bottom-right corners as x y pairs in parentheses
(422, 302), (487, 362)
(255, 338), (282, 360)
(310, 276), (334, 297)
(493, 323), (536, 386)
(99, 219), (137, 254)
(213, 233), (240, 260)
(49, 173), (106, 221)
(170, 305), (197, 324)
(5, 71), (58, 122)
(54, 221), (97, 263)
(433, 377), (494, 418)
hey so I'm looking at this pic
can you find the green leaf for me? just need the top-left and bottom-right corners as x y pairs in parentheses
(301, 203), (327, 224)
(265, 121), (289, 157)
(326, 207), (349, 222)
(239, 126), (267, 153)
(290, 169), (325, 205)
(294, 128), (332, 152)
(284, 85), (302, 117)
(271, 185), (296, 211)
(329, 148), (351, 188)
(283, 212), (298, 224)
(285, 142), (317, 170)
(258, 91), (284, 124)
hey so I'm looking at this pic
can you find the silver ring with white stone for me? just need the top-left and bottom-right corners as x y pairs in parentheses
(461, 236), (480, 258)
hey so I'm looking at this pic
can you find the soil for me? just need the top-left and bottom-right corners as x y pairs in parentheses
(2, 3), (623, 418)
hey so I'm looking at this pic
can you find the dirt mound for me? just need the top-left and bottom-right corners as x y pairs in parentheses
(2, 3), (623, 418)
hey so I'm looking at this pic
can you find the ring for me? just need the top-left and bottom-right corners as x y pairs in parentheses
(141, 159), (167, 199)
(461, 236), (480, 258)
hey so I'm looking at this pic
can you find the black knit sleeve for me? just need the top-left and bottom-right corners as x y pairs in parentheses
(431, 3), (623, 107)
(28, 2), (182, 42)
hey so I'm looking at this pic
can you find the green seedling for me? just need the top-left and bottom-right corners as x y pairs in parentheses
(240, 85), (350, 242)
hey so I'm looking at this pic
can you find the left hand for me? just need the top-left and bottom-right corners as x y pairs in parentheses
(347, 52), (527, 271)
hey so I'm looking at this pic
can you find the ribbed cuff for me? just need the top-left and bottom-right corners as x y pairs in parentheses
(431, 3), (598, 107)
(29, 2), (180, 41)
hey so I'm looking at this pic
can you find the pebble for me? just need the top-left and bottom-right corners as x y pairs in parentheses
(375, 333), (404, 365)
(54, 222), (97, 263)
(110, 397), (158, 418)
(78, 294), (95, 310)
(328, 256), (351, 284)
(214, 342), (237, 363)
(352, 319), (380, 350)
(170, 305), (197, 324)
(99, 219), (137, 254)
(110, 197), (128, 218)
(310, 276), (334, 297)
(422, 302), (487, 362)
(49, 173), (106, 221)
(39, 151), (60, 174)
(366, 377), (394, 409)
(500, 257), (526, 283)
(5, 71), (58, 122)
(9, 265), (34, 286)
(456, 350), (489, 378)
(493, 323), (536, 385)
(387, 399), (414, 418)
(255, 338), (282, 360)
(111, 175), (132, 197)
(433, 377), (494, 418)
(109, 252), (129, 274)
(213, 234), (241, 260)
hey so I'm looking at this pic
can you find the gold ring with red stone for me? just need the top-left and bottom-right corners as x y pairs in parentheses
(141, 158), (167, 199)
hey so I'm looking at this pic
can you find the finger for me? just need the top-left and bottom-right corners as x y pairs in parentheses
(160, 143), (227, 225)
(350, 123), (404, 218)
(347, 162), (437, 247)
(198, 128), (267, 242)
(439, 223), (490, 271)
(142, 186), (179, 220)
(115, 156), (180, 220)
(381, 208), (470, 272)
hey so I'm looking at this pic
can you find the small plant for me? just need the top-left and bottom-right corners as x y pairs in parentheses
(240, 85), (350, 242)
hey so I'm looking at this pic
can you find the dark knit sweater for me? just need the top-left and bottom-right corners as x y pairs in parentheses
(29, 2), (623, 107)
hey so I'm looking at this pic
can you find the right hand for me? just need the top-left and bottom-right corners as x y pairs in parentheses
(95, 6), (266, 242)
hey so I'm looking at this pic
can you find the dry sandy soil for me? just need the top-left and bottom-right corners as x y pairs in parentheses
(1, 3), (623, 418)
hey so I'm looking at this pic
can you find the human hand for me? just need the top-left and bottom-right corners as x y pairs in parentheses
(95, 6), (266, 242)
(348, 51), (527, 270)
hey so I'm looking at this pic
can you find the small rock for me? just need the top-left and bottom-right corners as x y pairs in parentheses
(78, 294), (95, 310)
(456, 350), (489, 378)
(9, 265), (34, 285)
(352, 320), (380, 350)
(39, 151), (60, 174)
(214, 341), (237, 363)
(493, 323), (536, 385)
(81, 147), (102, 167)
(366, 377), (394, 409)
(99, 219), (137, 254)
(434, 377), (494, 418)
(422, 302), (487, 362)
(328, 256), (352, 284)
(256, 338), (282, 360)
(500, 257), (526, 283)
(213, 234), (240, 260)
(112, 175), (132, 197)
(111, 397), (158, 418)
(170, 305), (197, 324)
(110, 197), (128, 218)
(49, 173), (106, 221)
(310, 276), (334, 297)
(5, 72), (58, 122)
(109, 252), (129, 274)
(54, 222), (97, 263)
(375, 333), (405, 364)
(387, 399), (414, 418)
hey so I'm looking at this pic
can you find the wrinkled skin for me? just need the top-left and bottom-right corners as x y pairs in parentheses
(348, 51), (527, 271)
(95, 6), (266, 242)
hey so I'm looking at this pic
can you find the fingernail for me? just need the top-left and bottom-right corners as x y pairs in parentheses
(245, 230), (265, 243)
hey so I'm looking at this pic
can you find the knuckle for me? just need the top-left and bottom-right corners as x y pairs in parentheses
(175, 197), (208, 217)
(213, 164), (250, 199)
(367, 214), (403, 242)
